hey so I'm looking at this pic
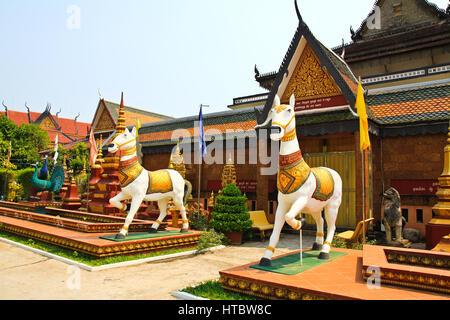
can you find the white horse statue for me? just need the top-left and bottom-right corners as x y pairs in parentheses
(255, 94), (342, 265)
(108, 127), (192, 239)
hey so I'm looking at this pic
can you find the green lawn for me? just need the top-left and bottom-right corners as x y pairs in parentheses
(0, 230), (196, 267)
(182, 280), (260, 300)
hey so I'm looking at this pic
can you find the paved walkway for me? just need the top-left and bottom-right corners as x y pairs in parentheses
(0, 233), (315, 300)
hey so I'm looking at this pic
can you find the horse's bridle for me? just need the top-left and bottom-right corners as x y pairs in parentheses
(111, 138), (137, 156)
(271, 113), (297, 142)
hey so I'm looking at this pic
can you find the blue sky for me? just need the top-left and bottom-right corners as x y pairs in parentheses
(0, 0), (448, 123)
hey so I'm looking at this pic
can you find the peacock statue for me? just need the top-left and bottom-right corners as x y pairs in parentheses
(31, 161), (65, 193)
(38, 156), (49, 180)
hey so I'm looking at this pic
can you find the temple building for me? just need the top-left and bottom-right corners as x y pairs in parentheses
(90, 97), (173, 145)
(0, 103), (91, 148)
(135, 0), (450, 235)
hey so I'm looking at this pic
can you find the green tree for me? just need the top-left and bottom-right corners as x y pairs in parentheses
(50, 142), (89, 174)
(209, 184), (253, 233)
(0, 116), (18, 142)
(0, 136), (11, 165)
(0, 116), (49, 169)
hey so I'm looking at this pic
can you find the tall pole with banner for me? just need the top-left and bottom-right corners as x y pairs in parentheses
(356, 77), (371, 244)
(198, 104), (209, 215)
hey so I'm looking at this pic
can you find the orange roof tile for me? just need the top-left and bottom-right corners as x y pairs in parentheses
(370, 97), (450, 118)
(140, 120), (257, 143)
(1, 109), (90, 144)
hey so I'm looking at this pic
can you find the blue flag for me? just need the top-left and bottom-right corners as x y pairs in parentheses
(199, 106), (206, 157)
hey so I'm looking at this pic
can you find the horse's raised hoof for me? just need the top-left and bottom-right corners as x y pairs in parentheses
(312, 243), (323, 251)
(148, 228), (158, 234)
(180, 229), (189, 233)
(294, 218), (307, 230)
(259, 258), (272, 267)
(300, 218), (306, 228)
(318, 252), (329, 260)
(115, 233), (126, 240)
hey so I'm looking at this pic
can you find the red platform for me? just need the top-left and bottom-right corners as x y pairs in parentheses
(219, 246), (449, 300)
(426, 217), (450, 250)
(0, 214), (201, 259)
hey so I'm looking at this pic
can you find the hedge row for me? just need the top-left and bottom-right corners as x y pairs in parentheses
(0, 168), (34, 200)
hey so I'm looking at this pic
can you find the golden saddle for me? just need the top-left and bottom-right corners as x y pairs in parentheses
(118, 157), (173, 194)
(147, 170), (173, 194)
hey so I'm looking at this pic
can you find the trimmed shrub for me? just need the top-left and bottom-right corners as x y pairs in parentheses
(209, 184), (253, 233)
(15, 168), (35, 200)
(0, 169), (15, 200)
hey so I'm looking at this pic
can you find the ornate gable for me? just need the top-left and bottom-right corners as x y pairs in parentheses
(281, 44), (342, 103)
(39, 115), (58, 129)
(94, 108), (115, 132)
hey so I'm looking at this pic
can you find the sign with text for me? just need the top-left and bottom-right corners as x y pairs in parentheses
(207, 181), (276, 193)
(294, 95), (348, 112)
(390, 180), (439, 196)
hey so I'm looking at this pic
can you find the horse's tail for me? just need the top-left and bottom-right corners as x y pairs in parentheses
(183, 179), (192, 205)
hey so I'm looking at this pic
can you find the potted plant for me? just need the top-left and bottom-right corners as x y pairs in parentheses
(209, 183), (253, 245)
(187, 202), (209, 231)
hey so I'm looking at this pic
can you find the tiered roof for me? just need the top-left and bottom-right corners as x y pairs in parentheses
(99, 99), (173, 128)
(0, 107), (90, 145)
(368, 82), (450, 125)
(139, 108), (257, 148)
(138, 80), (450, 146)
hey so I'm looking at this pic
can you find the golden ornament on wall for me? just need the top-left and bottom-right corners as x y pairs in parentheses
(282, 44), (341, 103)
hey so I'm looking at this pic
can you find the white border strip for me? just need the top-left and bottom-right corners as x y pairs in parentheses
(295, 105), (349, 115)
(0, 237), (225, 272)
(171, 291), (210, 301)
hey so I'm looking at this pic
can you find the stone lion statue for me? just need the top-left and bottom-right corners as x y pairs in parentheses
(382, 188), (411, 247)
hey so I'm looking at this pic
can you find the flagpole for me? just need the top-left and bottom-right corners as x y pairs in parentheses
(361, 76), (366, 245)
(362, 148), (366, 244)
(198, 104), (210, 215)
(300, 215), (303, 266)
(357, 76), (371, 245)
(198, 153), (202, 215)
(85, 156), (90, 212)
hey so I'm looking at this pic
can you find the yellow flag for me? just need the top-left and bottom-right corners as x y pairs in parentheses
(136, 118), (141, 136)
(356, 80), (371, 151)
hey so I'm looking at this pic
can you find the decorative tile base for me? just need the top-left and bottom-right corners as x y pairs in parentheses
(362, 245), (450, 295)
(0, 215), (201, 259)
(219, 247), (449, 300)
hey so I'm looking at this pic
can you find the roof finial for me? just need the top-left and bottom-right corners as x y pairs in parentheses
(56, 108), (61, 127)
(25, 102), (32, 123)
(350, 26), (356, 41)
(341, 39), (346, 59)
(74, 112), (80, 136)
(254, 65), (260, 79)
(2, 101), (8, 118)
(294, 0), (303, 23)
